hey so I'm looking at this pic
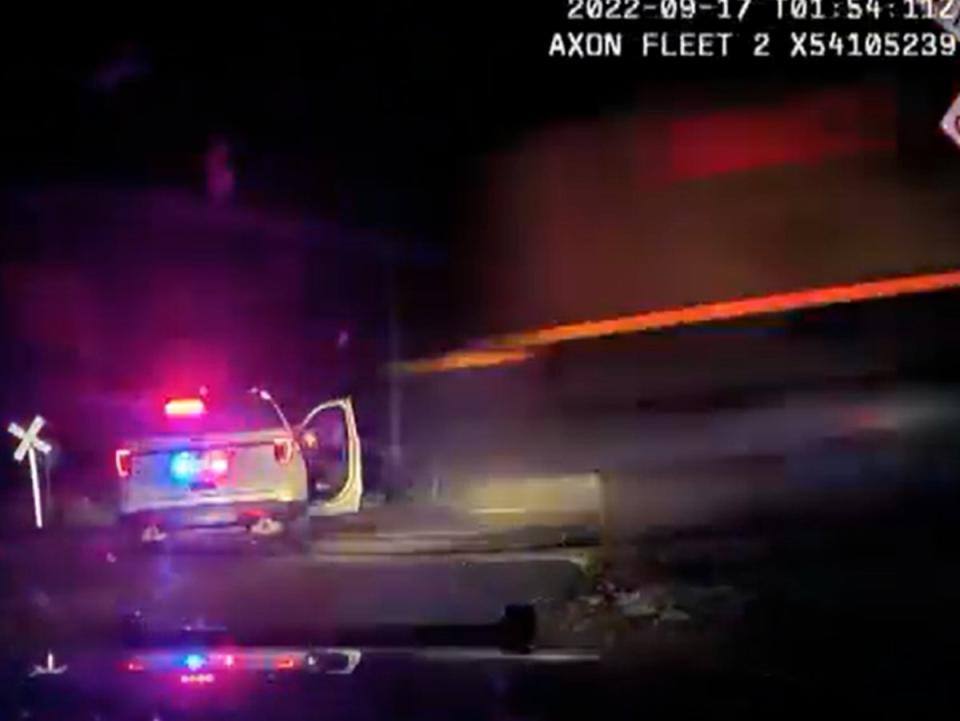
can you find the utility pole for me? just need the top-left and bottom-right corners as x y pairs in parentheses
(387, 258), (403, 495)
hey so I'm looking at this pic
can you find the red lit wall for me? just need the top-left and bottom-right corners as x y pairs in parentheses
(476, 84), (960, 334)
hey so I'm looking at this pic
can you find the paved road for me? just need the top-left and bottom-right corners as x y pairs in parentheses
(0, 504), (593, 655)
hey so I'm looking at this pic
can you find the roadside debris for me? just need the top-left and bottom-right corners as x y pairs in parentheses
(536, 554), (752, 648)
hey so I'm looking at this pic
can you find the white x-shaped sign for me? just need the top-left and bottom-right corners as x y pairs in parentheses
(8, 415), (52, 529)
(9, 416), (52, 461)
(928, 1), (960, 150)
(942, 93), (960, 151)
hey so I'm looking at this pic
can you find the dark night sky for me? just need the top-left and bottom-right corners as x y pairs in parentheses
(2, 6), (568, 239)
(5, 5), (952, 242)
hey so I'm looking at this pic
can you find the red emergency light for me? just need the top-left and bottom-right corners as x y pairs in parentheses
(164, 398), (206, 417)
(208, 450), (229, 476)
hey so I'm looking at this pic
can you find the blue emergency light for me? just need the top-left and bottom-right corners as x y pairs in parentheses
(183, 653), (206, 671)
(170, 452), (200, 482)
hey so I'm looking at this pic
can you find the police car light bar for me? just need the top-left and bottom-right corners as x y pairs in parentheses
(164, 398), (206, 417)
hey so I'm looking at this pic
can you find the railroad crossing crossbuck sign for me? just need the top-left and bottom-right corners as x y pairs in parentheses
(942, 93), (960, 151)
(8, 415), (52, 529)
(934, 0), (960, 149)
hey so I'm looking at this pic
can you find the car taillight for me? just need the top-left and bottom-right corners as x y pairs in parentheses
(208, 450), (229, 476)
(273, 438), (294, 464)
(115, 449), (132, 478)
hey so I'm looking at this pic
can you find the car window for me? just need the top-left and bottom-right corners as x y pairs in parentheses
(125, 395), (284, 436)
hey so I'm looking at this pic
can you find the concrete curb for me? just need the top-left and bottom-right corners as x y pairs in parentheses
(308, 525), (601, 555)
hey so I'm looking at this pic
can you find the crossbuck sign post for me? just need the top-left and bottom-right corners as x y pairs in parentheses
(8, 415), (52, 529)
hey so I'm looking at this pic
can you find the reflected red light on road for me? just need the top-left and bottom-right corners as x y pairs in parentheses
(275, 656), (296, 670)
(180, 673), (215, 685)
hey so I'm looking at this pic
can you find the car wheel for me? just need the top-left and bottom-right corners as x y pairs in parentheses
(286, 512), (312, 552)
(120, 518), (166, 554)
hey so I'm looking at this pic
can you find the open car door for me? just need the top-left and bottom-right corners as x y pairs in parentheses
(299, 397), (363, 516)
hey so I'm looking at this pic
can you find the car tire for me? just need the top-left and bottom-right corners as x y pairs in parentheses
(119, 517), (163, 554)
(286, 509), (312, 552)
